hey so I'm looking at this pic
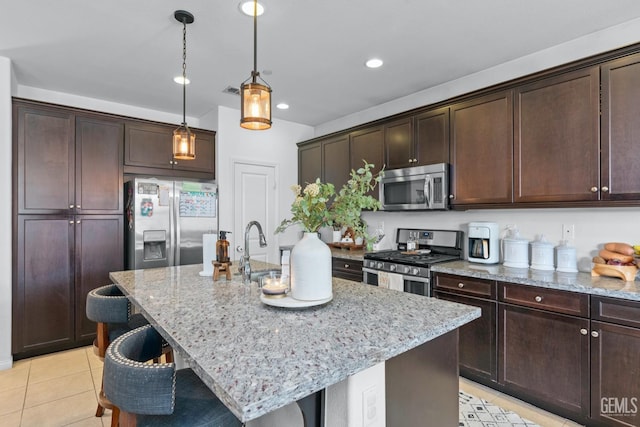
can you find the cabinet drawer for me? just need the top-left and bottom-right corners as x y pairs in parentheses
(331, 258), (363, 282)
(434, 274), (496, 299)
(499, 282), (589, 317)
(591, 296), (640, 328)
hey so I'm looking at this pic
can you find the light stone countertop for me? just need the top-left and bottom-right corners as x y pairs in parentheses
(432, 260), (640, 301)
(109, 262), (479, 422)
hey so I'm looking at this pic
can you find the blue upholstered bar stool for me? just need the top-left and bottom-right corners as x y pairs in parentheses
(86, 284), (155, 425)
(104, 325), (242, 427)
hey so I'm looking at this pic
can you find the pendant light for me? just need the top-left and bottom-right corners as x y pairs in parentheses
(173, 10), (196, 160)
(240, 0), (272, 130)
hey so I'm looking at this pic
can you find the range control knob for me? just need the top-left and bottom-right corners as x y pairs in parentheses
(390, 264), (397, 272)
(412, 268), (419, 275)
(403, 266), (411, 274)
(377, 262), (384, 269)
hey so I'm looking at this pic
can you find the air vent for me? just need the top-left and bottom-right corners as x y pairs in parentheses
(223, 86), (240, 96)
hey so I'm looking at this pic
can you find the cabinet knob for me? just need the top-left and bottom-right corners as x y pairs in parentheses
(601, 186), (609, 193)
(590, 186), (598, 193)
(534, 296), (542, 302)
(69, 204), (75, 209)
(408, 159), (413, 163)
(69, 220), (74, 225)
(76, 220), (81, 224)
(591, 331), (599, 338)
(344, 264), (350, 268)
(580, 328), (588, 335)
(458, 283), (464, 288)
(449, 194), (454, 199)
(413, 158), (417, 163)
(169, 160), (174, 165)
(76, 205), (81, 209)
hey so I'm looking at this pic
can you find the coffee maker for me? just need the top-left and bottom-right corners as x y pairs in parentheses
(468, 222), (499, 264)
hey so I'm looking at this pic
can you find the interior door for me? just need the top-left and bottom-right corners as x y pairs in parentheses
(233, 162), (276, 264)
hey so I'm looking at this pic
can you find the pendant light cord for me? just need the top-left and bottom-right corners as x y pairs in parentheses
(182, 18), (187, 126)
(252, 0), (258, 82)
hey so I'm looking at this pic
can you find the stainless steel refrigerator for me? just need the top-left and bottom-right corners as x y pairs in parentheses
(125, 178), (218, 270)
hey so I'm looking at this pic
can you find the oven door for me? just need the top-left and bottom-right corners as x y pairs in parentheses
(362, 267), (431, 297)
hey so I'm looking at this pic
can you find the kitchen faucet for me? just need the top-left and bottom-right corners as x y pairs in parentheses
(239, 221), (267, 284)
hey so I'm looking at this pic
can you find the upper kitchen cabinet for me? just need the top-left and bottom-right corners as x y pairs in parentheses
(322, 134), (351, 191)
(384, 116), (414, 169)
(450, 91), (514, 207)
(124, 122), (216, 179)
(414, 107), (450, 166)
(298, 140), (322, 186)
(514, 67), (600, 203)
(350, 126), (384, 198)
(14, 102), (123, 215)
(601, 52), (640, 201)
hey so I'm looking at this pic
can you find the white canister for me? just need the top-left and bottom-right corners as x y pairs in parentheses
(530, 235), (555, 271)
(555, 240), (578, 273)
(502, 229), (530, 269)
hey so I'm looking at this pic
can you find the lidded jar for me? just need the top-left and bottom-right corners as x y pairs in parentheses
(530, 235), (554, 271)
(502, 226), (530, 269)
(555, 240), (578, 273)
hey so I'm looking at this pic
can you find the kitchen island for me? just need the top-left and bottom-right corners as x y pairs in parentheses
(110, 263), (479, 425)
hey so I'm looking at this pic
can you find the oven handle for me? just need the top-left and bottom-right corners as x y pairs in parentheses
(362, 267), (430, 283)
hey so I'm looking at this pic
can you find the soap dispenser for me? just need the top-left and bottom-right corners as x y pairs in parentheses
(216, 231), (231, 263)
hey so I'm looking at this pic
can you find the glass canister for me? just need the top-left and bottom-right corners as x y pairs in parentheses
(531, 235), (555, 271)
(555, 240), (578, 273)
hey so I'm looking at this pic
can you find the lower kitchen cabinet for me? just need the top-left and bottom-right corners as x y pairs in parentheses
(590, 296), (640, 426)
(331, 257), (363, 282)
(13, 215), (123, 359)
(434, 273), (497, 385)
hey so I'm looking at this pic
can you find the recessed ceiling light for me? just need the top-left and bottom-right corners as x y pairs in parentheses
(174, 76), (191, 85)
(365, 58), (383, 69)
(239, 1), (265, 16)
(276, 103), (289, 110)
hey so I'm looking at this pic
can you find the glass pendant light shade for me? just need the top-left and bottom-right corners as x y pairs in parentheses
(240, 80), (271, 130)
(173, 124), (196, 159)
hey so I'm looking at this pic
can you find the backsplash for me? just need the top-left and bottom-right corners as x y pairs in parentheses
(362, 206), (640, 273)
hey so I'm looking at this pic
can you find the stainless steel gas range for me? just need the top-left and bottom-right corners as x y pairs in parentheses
(363, 228), (464, 296)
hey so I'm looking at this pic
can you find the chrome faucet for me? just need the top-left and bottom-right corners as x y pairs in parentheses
(239, 221), (267, 284)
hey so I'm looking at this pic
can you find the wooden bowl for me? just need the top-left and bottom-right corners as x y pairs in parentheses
(591, 264), (638, 282)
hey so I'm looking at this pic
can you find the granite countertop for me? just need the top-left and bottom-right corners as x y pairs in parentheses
(109, 262), (479, 422)
(281, 244), (366, 261)
(432, 260), (640, 301)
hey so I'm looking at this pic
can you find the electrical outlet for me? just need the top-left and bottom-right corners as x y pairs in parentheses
(562, 224), (575, 241)
(362, 386), (378, 426)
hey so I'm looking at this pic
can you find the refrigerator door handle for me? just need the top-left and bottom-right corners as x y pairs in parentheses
(174, 185), (181, 266)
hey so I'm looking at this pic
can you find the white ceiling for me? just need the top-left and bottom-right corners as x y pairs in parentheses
(4, 0), (640, 127)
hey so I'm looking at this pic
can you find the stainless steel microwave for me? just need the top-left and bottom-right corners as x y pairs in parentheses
(379, 163), (449, 210)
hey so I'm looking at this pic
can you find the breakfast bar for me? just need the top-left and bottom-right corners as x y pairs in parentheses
(110, 263), (479, 425)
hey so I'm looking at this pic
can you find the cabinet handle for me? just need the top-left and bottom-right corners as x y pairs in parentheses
(458, 283), (464, 288)
(69, 220), (74, 225)
(534, 296), (542, 302)
(601, 186), (609, 193)
(580, 328), (588, 335)
(76, 220), (81, 224)
(449, 194), (454, 199)
(344, 264), (350, 268)
(591, 331), (599, 338)
(590, 186), (598, 193)
(76, 205), (81, 209)
(412, 158), (417, 163)
(169, 160), (174, 165)
(69, 204), (75, 209)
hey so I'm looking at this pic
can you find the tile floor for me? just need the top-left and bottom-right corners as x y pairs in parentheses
(0, 346), (585, 427)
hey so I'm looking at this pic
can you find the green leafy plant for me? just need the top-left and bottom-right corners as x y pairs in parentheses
(276, 161), (383, 240)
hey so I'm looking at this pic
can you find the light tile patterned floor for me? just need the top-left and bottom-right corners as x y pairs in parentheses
(0, 347), (585, 426)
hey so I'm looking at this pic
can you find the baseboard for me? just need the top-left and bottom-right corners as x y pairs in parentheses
(0, 356), (13, 371)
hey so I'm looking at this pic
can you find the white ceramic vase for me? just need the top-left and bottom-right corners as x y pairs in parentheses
(290, 232), (332, 301)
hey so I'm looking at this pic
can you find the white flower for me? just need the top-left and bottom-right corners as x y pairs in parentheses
(290, 184), (301, 195)
(304, 183), (320, 197)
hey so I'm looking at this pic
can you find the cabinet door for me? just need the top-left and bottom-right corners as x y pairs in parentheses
(601, 53), (640, 200)
(414, 107), (450, 166)
(450, 91), (513, 206)
(14, 216), (74, 354)
(173, 130), (216, 175)
(350, 126), (384, 198)
(298, 141), (322, 185)
(436, 291), (497, 384)
(75, 116), (124, 214)
(322, 135), (351, 191)
(515, 68), (600, 203)
(75, 215), (124, 341)
(384, 117), (414, 169)
(590, 320), (640, 426)
(124, 122), (174, 170)
(499, 303), (589, 420)
(15, 104), (75, 214)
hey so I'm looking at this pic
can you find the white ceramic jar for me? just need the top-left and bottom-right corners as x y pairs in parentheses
(502, 228), (530, 269)
(555, 240), (578, 273)
(530, 235), (555, 271)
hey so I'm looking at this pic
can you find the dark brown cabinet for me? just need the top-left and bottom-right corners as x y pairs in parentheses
(601, 53), (640, 201)
(13, 215), (123, 357)
(350, 126), (384, 198)
(450, 91), (514, 206)
(414, 107), (450, 166)
(331, 257), (363, 282)
(514, 67), (600, 203)
(498, 283), (590, 422)
(298, 140), (322, 186)
(322, 134), (351, 191)
(384, 117), (414, 169)
(124, 122), (215, 178)
(434, 273), (497, 385)
(590, 296), (640, 426)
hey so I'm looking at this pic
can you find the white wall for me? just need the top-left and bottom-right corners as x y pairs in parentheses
(362, 207), (640, 272)
(216, 106), (313, 263)
(0, 57), (13, 370)
(315, 17), (640, 137)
